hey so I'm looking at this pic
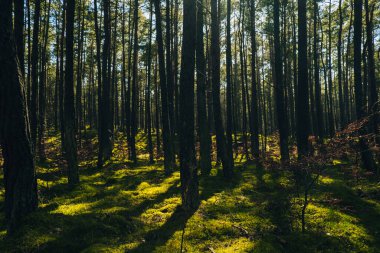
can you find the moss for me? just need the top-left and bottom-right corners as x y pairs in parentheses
(320, 175), (335, 185)
(52, 202), (94, 215)
(0, 133), (379, 252)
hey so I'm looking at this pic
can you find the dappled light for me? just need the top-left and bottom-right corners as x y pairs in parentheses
(0, 0), (379, 252)
(1, 133), (379, 252)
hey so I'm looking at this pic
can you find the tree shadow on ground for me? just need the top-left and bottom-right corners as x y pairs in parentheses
(250, 164), (293, 235)
(127, 165), (245, 252)
(317, 179), (380, 249)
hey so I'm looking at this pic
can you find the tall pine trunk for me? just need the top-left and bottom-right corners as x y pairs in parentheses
(146, 2), (154, 164)
(98, 0), (113, 168)
(296, 0), (310, 158)
(196, 0), (212, 175)
(154, 0), (175, 174)
(338, 0), (345, 128)
(0, 0), (38, 233)
(130, 0), (139, 164)
(166, 0), (176, 161)
(226, 0), (234, 169)
(211, 0), (232, 177)
(274, 0), (289, 161)
(179, 0), (199, 210)
(365, 0), (378, 146)
(353, 0), (375, 171)
(249, 0), (260, 160)
(38, 0), (52, 163)
(30, 0), (41, 151)
(14, 0), (25, 77)
(314, 0), (324, 140)
(65, 0), (79, 185)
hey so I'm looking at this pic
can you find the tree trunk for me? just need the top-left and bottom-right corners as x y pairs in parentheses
(59, 2), (66, 152)
(314, 0), (324, 140)
(130, 0), (139, 164)
(353, 0), (375, 171)
(30, 0), (41, 151)
(296, 0), (310, 158)
(154, 0), (175, 174)
(37, 0), (52, 163)
(211, 0), (232, 177)
(248, 0), (260, 159)
(0, 0), (38, 233)
(166, 0), (176, 161)
(65, 0), (79, 186)
(338, 0), (345, 128)
(274, 0), (289, 161)
(98, 0), (113, 168)
(14, 0), (25, 77)
(146, 1), (154, 164)
(76, 0), (85, 145)
(226, 0), (234, 169)
(196, 0), (212, 176)
(327, 0), (335, 136)
(179, 0), (199, 210)
(365, 0), (378, 145)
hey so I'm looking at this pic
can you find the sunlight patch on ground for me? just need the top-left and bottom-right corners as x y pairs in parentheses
(306, 203), (372, 251)
(52, 202), (95, 215)
(1, 133), (379, 253)
(319, 175), (335, 184)
(140, 197), (181, 225)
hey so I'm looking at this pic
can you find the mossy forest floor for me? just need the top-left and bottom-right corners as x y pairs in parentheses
(0, 131), (380, 252)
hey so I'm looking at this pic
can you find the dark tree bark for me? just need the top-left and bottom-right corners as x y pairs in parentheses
(179, 0), (199, 210)
(110, 0), (119, 131)
(291, 1), (297, 137)
(76, 0), (85, 145)
(154, 55), (161, 154)
(146, 1), (154, 164)
(353, 0), (375, 171)
(126, 0), (133, 159)
(211, 0), (232, 177)
(196, 0), (212, 175)
(0, 0), (38, 234)
(121, 1), (127, 131)
(166, 0), (176, 159)
(314, 0), (324, 140)
(365, 0), (378, 144)
(226, 0), (234, 169)
(239, 2), (250, 160)
(274, 0), (289, 161)
(30, 0), (41, 151)
(173, 0), (180, 141)
(38, 0), (52, 163)
(249, 0), (260, 160)
(54, 14), (60, 130)
(345, 2), (353, 124)
(338, 0), (345, 128)
(94, 0), (102, 132)
(59, 2), (66, 151)
(98, 0), (113, 168)
(65, 0), (79, 185)
(14, 0), (25, 76)
(130, 0), (139, 164)
(27, 0), (32, 106)
(88, 43), (96, 129)
(327, 0), (335, 136)
(296, 0), (310, 158)
(154, 0), (175, 174)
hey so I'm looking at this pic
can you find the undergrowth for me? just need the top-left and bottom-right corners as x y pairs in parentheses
(0, 132), (379, 252)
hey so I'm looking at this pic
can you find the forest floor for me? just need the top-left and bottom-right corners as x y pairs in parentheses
(0, 131), (380, 253)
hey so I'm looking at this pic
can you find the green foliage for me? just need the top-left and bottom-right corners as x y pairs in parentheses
(0, 135), (379, 252)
